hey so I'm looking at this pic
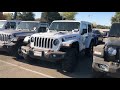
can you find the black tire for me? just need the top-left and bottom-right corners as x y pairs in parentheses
(11, 42), (23, 57)
(24, 54), (38, 63)
(92, 69), (105, 78)
(86, 42), (94, 57)
(61, 48), (78, 73)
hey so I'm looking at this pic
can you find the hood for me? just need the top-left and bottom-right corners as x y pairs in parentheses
(0, 29), (35, 36)
(32, 31), (79, 39)
(106, 37), (120, 46)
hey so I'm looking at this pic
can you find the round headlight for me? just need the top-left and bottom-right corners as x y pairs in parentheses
(31, 37), (34, 42)
(53, 39), (59, 46)
(8, 35), (12, 39)
(107, 47), (117, 56)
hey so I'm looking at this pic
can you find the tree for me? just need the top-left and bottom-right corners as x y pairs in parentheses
(92, 22), (97, 28)
(41, 12), (62, 23)
(13, 12), (17, 20)
(60, 12), (77, 20)
(0, 12), (5, 20)
(111, 12), (120, 24)
(3, 13), (13, 20)
(16, 12), (35, 20)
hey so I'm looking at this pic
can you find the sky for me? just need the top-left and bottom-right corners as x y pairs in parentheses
(34, 12), (115, 26)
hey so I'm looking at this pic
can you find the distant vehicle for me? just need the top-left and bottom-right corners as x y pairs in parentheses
(92, 30), (103, 45)
(37, 22), (49, 33)
(102, 31), (109, 38)
(0, 21), (46, 57)
(0, 20), (21, 30)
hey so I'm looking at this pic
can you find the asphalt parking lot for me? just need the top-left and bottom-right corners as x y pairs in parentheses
(0, 42), (105, 78)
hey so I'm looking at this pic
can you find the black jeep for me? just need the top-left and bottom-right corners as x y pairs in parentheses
(92, 23), (120, 78)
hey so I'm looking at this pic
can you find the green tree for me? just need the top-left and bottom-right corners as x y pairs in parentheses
(111, 12), (120, 24)
(60, 12), (77, 20)
(41, 12), (62, 23)
(16, 12), (35, 20)
(92, 22), (97, 28)
(3, 13), (13, 20)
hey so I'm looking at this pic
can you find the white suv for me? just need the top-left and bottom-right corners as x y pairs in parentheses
(19, 20), (94, 72)
(0, 20), (21, 30)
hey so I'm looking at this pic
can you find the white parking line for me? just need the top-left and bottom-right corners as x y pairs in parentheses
(94, 51), (102, 55)
(0, 60), (55, 78)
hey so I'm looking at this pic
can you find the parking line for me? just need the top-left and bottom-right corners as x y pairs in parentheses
(0, 59), (55, 78)
(94, 51), (102, 55)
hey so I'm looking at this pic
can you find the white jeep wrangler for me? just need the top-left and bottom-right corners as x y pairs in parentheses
(0, 20), (21, 30)
(19, 20), (94, 72)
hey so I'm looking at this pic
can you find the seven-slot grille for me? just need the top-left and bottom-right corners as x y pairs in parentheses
(33, 37), (54, 49)
(0, 34), (10, 41)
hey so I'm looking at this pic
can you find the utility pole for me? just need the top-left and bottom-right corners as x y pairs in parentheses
(13, 12), (17, 20)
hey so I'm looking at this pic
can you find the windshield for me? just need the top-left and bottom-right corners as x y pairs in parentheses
(0, 21), (6, 28)
(49, 22), (80, 31)
(16, 22), (39, 31)
(109, 23), (120, 37)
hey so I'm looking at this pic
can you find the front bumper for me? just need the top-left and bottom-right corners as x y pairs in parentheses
(19, 46), (66, 62)
(0, 42), (16, 52)
(92, 56), (120, 78)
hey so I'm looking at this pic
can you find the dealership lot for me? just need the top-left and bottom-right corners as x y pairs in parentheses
(0, 44), (105, 78)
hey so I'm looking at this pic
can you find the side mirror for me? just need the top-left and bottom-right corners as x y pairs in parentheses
(81, 29), (87, 35)
(46, 28), (49, 31)
(33, 27), (37, 30)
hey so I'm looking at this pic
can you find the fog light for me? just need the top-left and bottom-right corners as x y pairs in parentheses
(53, 54), (56, 57)
(98, 64), (109, 72)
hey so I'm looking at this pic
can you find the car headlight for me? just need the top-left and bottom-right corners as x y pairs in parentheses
(53, 39), (59, 46)
(31, 37), (34, 42)
(107, 47), (117, 56)
(8, 35), (12, 39)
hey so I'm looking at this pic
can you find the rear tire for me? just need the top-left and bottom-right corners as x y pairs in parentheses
(61, 48), (78, 73)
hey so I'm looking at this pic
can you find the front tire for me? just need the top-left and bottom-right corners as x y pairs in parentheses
(61, 48), (78, 73)
(86, 42), (94, 57)
(11, 42), (23, 57)
(92, 69), (105, 78)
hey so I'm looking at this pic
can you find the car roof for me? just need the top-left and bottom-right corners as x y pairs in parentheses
(0, 20), (21, 22)
(53, 20), (91, 24)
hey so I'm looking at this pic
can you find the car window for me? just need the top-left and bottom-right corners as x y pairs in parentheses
(9, 22), (16, 29)
(88, 24), (92, 32)
(82, 24), (87, 34)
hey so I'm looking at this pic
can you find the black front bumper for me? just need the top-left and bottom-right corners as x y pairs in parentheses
(92, 56), (120, 78)
(20, 46), (66, 62)
(0, 43), (16, 52)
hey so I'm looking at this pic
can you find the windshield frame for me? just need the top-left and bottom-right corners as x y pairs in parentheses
(0, 21), (6, 29)
(16, 22), (40, 31)
(48, 22), (80, 32)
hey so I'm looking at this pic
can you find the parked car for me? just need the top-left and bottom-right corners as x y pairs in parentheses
(0, 21), (47, 57)
(92, 30), (103, 45)
(19, 20), (94, 72)
(0, 20), (21, 30)
(102, 31), (109, 38)
(92, 23), (120, 78)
